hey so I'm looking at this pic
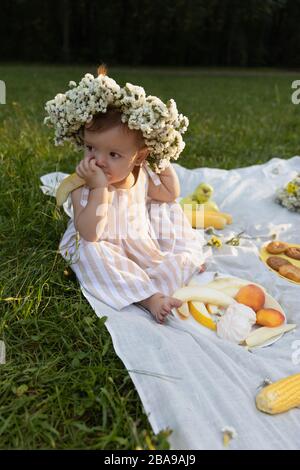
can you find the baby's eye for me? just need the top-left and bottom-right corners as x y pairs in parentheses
(110, 152), (121, 158)
(85, 144), (93, 151)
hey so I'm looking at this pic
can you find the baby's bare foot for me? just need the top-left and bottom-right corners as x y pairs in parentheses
(137, 293), (183, 324)
(199, 263), (207, 273)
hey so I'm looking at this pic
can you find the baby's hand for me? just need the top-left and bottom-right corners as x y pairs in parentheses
(76, 156), (108, 190)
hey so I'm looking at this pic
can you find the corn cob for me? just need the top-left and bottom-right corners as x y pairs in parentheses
(256, 373), (300, 414)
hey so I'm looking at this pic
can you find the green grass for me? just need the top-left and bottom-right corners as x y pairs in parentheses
(0, 64), (299, 449)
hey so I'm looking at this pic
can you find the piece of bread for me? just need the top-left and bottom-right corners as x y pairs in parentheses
(278, 264), (300, 283)
(266, 241), (289, 254)
(284, 247), (300, 260)
(266, 256), (292, 272)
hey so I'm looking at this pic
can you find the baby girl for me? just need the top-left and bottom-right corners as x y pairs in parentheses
(45, 65), (206, 324)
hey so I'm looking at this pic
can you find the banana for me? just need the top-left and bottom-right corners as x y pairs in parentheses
(173, 286), (235, 307)
(183, 209), (227, 230)
(205, 210), (233, 225)
(189, 301), (217, 331)
(177, 301), (190, 317)
(244, 324), (296, 348)
(56, 172), (86, 207)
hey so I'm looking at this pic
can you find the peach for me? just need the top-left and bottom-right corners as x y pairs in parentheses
(235, 284), (265, 312)
(256, 308), (285, 327)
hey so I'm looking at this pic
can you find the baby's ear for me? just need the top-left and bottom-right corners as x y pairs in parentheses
(138, 146), (150, 160)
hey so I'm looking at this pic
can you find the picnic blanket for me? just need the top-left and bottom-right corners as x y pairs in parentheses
(40, 156), (300, 450)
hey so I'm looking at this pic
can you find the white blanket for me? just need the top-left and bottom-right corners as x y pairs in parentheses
(40, 156), (300, 450)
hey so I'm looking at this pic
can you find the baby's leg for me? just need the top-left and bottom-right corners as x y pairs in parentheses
(60, 238), (160, 311)
(136, 293), (183, 324)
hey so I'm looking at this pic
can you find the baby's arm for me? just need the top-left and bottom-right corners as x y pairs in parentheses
(147, 164), (181, 202)
(72, 186), (109, 242)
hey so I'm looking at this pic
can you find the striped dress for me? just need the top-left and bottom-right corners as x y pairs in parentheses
(58, 163), (206, 310)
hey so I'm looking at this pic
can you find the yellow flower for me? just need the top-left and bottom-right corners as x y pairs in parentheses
(207, 235), (222, 248)
(286, 182), (297, 195)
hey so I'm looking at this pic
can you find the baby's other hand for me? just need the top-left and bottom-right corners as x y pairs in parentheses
(76, 157), (108, 190)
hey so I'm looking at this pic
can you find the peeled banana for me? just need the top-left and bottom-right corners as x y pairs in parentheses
(173, 286), (235, 307)
(56, 173), (85, 207)
(244, 324), (296, 348)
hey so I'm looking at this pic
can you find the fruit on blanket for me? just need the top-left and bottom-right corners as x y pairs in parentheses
(235, 284), (265, 312)
(205, 210), (233, 225)
(173, 286), (235, 307)
(179, 180), (232, 229)
(189, 301), (217, 330)
(214, 211), (232, 225)
(193, 183), (214, 203)
(202, 212), (228, 229)
(256, 308), (285, 327)
(244, 324), (296, 348)
(256, 373), (300, 415)
(56, 172), (85, 206)
(183, 209), (227, 230)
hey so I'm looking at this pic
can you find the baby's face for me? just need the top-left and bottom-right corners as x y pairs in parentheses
(83, 125), (142, 185)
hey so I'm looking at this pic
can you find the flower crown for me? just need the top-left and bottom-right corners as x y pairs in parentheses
(43, 65), (189, 173)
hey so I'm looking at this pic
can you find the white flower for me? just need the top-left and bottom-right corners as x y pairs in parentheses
(275, 174), (300, 213)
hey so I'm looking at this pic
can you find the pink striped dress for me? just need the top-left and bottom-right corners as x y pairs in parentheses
(59, 163), (206, 310)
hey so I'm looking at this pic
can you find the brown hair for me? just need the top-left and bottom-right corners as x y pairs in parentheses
(83, 64), (146, 150)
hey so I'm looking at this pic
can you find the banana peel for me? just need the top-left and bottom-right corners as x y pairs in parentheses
(56, 172), (86, 207)
(189, 301), (217, 331)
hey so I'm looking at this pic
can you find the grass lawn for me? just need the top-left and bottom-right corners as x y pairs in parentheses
(0, 64), (299, 449)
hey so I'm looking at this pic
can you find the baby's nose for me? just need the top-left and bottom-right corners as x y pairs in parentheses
(95, 158), (104, 167)
(95, 159), (108, 171)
